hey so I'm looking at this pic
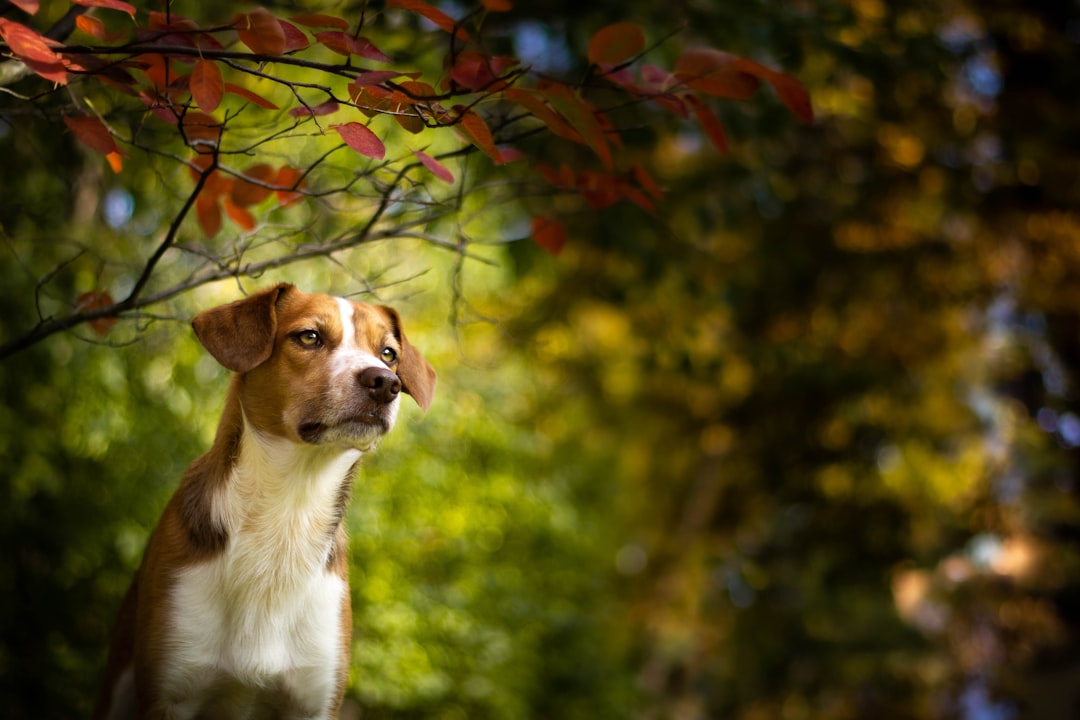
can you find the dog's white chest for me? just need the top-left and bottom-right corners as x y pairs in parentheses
(162, 547), (346, 718)
(157, 443), (356, 719)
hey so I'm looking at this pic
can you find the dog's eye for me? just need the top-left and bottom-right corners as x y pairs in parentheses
(380, 347), (398, 364)
(295, 330), (322, 348)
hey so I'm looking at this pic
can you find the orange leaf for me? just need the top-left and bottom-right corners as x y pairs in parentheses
(531, 216), (566, 255)
(674, 49), (760, 99)
(234, 8), (286, 55)
(10, 0), (39, 14)
(76, 291), (118, 335)
(105, 151), (123, 173)
(63, 115), (119, 155)
(412, 150), (454, 183)
(456, 109), (503, 164)
(332, 122), (386, 160)
(274, 166), (305, 207)
(224, 83), (279, 109)
(73, 0), (135, 18)
(0, 25), (66, 82)
(136, 53), (170, 89)
(290, 13), (349, 30)
(587, 22), (645, 66)
(231, 163), (276, 207)
(75, 15), (107, 39)
(386, 0), (469, 41)
(195, 193), (222, 237)
(686, 95), (729, 154)
(223, 196), (257, 231)
(190, 59), (223, 112)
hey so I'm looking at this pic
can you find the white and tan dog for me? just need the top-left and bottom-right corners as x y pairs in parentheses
(94, 283), (435, 720)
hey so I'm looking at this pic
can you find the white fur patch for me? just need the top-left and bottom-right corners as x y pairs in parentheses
(160, 427), (357, 718)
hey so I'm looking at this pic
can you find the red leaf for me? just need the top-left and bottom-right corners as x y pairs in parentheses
(289, 100), (339, 118)
(386, 0), (469, 41)
(231, 163), (276, 207)
(686, 95), (729, 154)
(315, 31), (391, 62)
(234, 8), (286, 55)
(502, 88), (582, 144)
(631, 164), (663, 201)
(456, 109), (503, 164)
(641, 63), (674, 88)
(349, 36), (391, 63)
(577, 170), (620, 210)
(10, 0), (40, 15)
(73, 0), (135, 18)
(223, 196), (257, 232)
(278, 20), (310, 52)
(674, 49), (760, 99)
(195, 193), (222, 237)
(395, 113), (426, 134)
(587, 22), (645, 66)
(63, 115), (120, 155)
(188, 153), (230, 196)
(76, 291), (118, 335)
(352, 70), (406, 87)
(481, 0), (512, 9)
(412, 150), (454, 183)
(732, 58), (814, 124)
(532, 216), (566, 255)
(314, 30), (349, 55)
(332, 122), (386, 160)
(181, 111), (223, 150)
(497, 147), (524, 164)
(290, 13), (349, 30)
(274, 166), (305, 207)
(190, 59), (223, 112)
(536, 84), (613, 169)
(449, 51), (517, 92)
(224, 83), (279, 109)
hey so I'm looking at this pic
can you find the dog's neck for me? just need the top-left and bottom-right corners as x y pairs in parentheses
(201, 380), (361, 579)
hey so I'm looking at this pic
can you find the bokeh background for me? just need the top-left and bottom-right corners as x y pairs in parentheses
(3, 0), (1080, 718)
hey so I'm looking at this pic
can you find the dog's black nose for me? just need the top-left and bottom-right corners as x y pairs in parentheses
(358, 366), (402, 403)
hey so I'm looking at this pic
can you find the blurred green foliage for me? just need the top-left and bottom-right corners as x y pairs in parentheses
(4, 0), (1080, 719)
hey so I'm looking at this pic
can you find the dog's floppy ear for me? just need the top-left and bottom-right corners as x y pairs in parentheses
(192, 283), (295, 373)
(379, 305), (436, 411)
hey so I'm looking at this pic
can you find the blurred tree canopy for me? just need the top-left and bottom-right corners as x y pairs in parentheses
(4, 1), (1080, 719)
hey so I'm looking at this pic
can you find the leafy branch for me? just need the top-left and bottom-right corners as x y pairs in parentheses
(0, 0), (812, 359)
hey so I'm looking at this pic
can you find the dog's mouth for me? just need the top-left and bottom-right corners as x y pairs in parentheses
(298, 412), (390, 445)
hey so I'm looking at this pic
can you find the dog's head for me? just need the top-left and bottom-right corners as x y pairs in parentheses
(192, 283), (436, 449)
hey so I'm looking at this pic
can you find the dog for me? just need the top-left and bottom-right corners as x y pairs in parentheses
(93, 283), (436, 720)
